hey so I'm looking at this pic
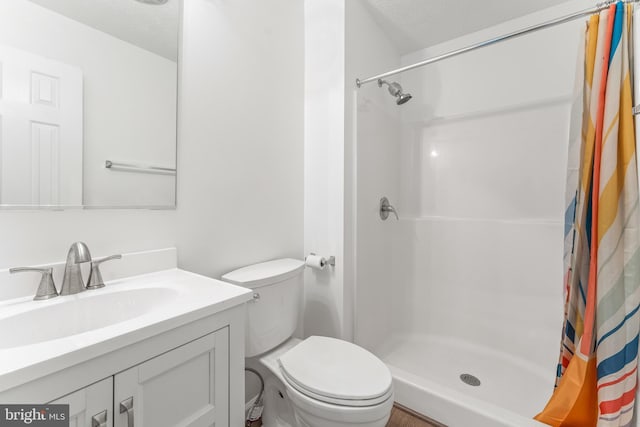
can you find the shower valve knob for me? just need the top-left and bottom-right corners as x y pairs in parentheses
(380, 197), (399, 220)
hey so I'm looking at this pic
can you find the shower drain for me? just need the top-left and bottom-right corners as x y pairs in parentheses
(460, 373), (481, 386)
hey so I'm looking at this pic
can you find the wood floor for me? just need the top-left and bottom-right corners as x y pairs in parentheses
(386, 404), (446, 427)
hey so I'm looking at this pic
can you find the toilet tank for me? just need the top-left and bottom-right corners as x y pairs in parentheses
(221, 258), (305, 357)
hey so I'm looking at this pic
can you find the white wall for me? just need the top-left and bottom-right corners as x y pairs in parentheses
(0, 209), (176, 273)
(0, 0), (304, 310)
(304, 0), (402, 341)
(176, 0), (304, 280)
(0, 0), (177, 207)
(304, 0), (346, 338)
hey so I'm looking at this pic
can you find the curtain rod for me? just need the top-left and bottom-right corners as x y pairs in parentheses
(355, 0), (637, 88)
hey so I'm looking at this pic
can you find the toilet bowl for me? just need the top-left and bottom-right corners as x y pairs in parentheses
(285, 381), (393, 427)
(278, 336), (393, 427)
(222, 259), (393, 427)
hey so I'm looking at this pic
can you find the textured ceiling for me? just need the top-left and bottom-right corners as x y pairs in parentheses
(363, 0), (574, 54)
(27, 0), (179, 61)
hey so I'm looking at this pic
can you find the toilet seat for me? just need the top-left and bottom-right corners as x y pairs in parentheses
(281, 369), (393, 407)
(278, 336), (393, 407)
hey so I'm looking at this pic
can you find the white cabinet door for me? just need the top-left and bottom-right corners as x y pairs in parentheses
(49, 377), (113, 427)
(0, 45), (83, 205)
(114, 328), (230, 427)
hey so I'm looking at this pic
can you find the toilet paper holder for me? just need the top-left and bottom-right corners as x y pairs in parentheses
(306, 253), (336, 267)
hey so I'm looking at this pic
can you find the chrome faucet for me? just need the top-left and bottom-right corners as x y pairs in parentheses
(60, 242), (92, 296)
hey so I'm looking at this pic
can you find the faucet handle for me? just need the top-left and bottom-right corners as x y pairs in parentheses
(87, 255), (122, 290)
(10, 267), (58, 300)
(379, 197), (399, 220)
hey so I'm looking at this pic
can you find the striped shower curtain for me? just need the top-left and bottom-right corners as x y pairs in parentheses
(535, 2), (640, 427)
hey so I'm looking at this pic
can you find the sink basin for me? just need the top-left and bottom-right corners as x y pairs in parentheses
(0, 268), (253, 394)
(0, 287), (178, 349)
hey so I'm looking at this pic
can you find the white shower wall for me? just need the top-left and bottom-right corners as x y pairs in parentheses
(392, 4), (588, 372)
(354, 86), (401, 351)
(348, 0), (402, 351)
(355, 0), (595, 381)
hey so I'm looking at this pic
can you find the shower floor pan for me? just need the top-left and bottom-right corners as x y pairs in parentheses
(375, 334), (551, 427)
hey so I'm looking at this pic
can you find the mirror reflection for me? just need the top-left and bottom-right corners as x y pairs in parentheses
(0, 0), (179, 208)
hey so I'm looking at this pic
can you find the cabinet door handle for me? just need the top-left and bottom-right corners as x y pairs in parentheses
(91, 410), (107, 427)
(119, 397), (134, 427)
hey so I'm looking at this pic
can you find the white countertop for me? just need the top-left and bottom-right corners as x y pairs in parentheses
(0, 268), (252, 392)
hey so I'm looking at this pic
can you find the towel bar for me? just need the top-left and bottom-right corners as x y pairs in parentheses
(105, 160), (176, 175)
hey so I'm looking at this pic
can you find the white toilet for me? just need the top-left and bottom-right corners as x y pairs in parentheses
(222, 258), (393, 427)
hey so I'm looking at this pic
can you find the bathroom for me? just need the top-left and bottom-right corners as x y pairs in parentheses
(0, 0), (638, 426)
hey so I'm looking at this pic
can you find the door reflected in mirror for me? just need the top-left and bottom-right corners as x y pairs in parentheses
(0, 0), (180, 208)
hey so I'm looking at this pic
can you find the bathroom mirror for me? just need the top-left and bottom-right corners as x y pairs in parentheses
(0, 0), (180, 209)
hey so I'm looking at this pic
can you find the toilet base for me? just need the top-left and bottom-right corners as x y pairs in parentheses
(292, 407), (391, 427)
(284, 373), (393, 427)
(245, 356), (296, 427)
(246, 338), (393, 427)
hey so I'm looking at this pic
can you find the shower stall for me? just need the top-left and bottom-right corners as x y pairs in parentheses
(351, 2), (593, 426)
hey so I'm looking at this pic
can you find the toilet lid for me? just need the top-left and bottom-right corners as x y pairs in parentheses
(278, 336), (392, 404)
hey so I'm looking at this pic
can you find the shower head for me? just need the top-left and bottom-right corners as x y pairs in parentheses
(378, 79), (412, 105)
(396, 92), (412, 105)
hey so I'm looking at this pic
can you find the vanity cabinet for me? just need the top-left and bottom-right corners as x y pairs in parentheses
(114, 328), (229, 427)
(50, 377), (113, 427)
(47, 328), (229, 427)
